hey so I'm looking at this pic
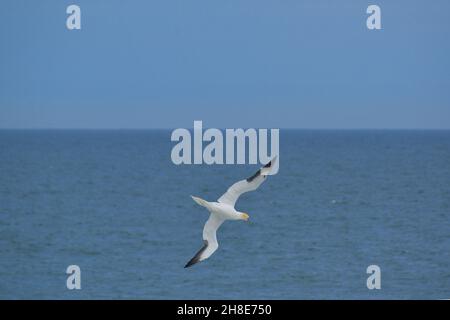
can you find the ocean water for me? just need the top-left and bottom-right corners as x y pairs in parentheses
(0, 130), (449, 299)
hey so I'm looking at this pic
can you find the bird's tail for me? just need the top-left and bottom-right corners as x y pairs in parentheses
(191, 195), (209, 208)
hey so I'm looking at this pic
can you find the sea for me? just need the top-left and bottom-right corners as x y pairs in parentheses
(0, 129), (449, 299)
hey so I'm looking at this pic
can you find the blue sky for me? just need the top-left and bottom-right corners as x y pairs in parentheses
(1, 0), (449, 129)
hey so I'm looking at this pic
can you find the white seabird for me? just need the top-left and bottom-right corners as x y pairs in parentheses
(185, 156), (278, 268)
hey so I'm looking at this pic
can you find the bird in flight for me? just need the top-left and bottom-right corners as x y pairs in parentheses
(185, 156), (278, 268)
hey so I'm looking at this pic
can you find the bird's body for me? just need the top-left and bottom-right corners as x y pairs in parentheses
(185, 156), (277, 268)
(195, 200), (242, 220)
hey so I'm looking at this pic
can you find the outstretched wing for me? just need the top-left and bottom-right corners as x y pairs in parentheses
(184, 214), (225, 268)
(217, 157), (277, 207)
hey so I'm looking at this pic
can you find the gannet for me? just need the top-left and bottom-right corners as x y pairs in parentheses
(185, 156), (278, 268)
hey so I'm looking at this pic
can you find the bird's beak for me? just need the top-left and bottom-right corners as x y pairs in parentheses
(242, 213), (250, 221)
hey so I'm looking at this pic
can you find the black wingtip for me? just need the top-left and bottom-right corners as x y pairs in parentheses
(184, 256), (200, 268)
(246, 169), (261, 182)
(184, 260), (196, 268)
(263, 160), (272, 168)
(184, 255), (200, 268)
(184, 240), (208, 269)
(263, 156), (277, 168)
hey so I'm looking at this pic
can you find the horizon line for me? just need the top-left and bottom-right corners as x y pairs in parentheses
(1, 127), (450, 131)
